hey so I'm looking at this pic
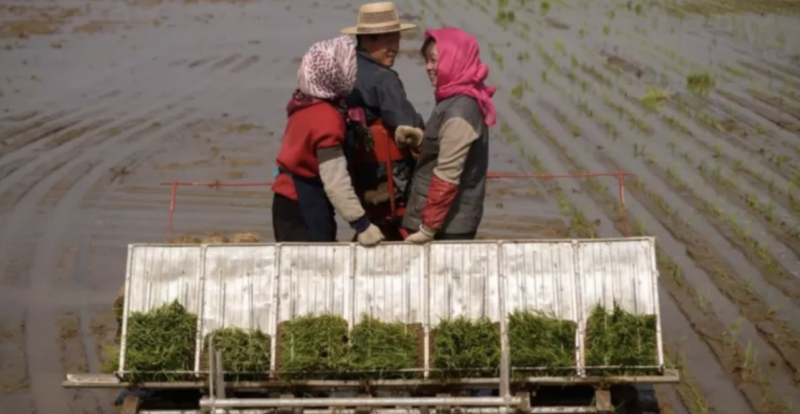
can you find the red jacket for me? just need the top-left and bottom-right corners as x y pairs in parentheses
(272, 101), (345, 201)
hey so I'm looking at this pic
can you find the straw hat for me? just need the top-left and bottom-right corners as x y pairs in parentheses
(341, 2), (416, 35)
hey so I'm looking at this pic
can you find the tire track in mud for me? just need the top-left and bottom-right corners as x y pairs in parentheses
(0, 22), (247, 125)
(0, 49), (253, 173)
(416, 0), (799, 412)
(0, 34), (256, 162)
(0, 52), (269, 413)
(0, 309), (31, 413)
(0, 53), (253, 226)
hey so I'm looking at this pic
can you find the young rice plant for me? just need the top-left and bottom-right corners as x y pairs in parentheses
(204, 327), (270, 381)
(277, 314), (351, 379)
(508, 310), (577, 376)
(350, 315), (420, 379)
(431, 316), (500, 378)
(124, 300), (198, 382)
(585, 303), (658, 376)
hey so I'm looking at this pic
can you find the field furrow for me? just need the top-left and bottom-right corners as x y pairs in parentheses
(2, 0), (800, 412)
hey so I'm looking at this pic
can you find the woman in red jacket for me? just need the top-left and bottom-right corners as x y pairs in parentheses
(272, 35), (385, 245)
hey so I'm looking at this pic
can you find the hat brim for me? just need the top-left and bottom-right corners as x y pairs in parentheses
(341, 23), (417, 35)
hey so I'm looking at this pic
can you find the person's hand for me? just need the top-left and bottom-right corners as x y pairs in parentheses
(395, 125), (424, 148)
(363, 182), (391, 205)
(357, 223), (385, 246)
(405, 225), (435, 244)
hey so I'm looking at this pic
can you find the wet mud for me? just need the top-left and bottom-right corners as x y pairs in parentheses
(1, 0), (800, 413)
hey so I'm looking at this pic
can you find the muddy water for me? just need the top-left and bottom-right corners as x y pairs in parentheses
(3, 0), (800, 413)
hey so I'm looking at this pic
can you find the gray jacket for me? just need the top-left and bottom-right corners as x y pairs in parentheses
(402, 95), (488, 235)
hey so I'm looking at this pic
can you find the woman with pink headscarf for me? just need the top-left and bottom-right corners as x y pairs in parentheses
(272, 35), (384, 245)
(399, 27), (497, 243)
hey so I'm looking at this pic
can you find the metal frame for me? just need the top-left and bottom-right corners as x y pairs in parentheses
(116, 238), (666, 378)
(68, 237), (679, 413)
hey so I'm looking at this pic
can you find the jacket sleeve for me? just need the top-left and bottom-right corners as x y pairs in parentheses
(375, 75), (425, 131)
(317, 146), (370, 232)
(420, 117), (480, 231)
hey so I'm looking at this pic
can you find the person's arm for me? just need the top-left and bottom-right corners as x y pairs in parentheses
(375, 75), (425, 131)
(317, 144), (370, 232)
(419, 117), (480, 231)
(405, 115), (479, 244)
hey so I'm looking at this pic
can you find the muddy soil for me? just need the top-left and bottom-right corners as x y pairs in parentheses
(2, 0), (799, 413)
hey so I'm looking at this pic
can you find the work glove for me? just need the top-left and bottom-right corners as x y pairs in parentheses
(363, 182), (391, 205)
(357, 223), (385, 246)
(395, 125), (424, 148)
(405, 224), (436, 244)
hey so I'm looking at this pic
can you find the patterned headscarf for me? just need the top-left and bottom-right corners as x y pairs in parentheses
(297, 35), (357, 100)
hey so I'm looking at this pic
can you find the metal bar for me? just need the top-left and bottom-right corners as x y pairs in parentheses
(214, 350), (225, 399)
(199, 396), (524, 409)
(208, 336), (216, 398)
(167, 181), (177, 239)
(269, 243), (281, 377)
(496, 241), (510, 400)
(142, 409), (603, 414)
(302, 410), (505, 414)
(193, 245), (209, 376)
(157, 172), (637, 187)
(116, 244), (136, 374)
(572, 240), (585, 378)
(63, 369), (680, 388)
(617, 171), (628, 237)
(423, 244), (430, 380)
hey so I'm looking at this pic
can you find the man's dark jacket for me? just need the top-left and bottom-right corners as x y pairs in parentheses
(345, 50), (424, 195)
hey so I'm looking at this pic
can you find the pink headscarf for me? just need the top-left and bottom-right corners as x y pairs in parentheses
(288, 35), (357, 116)
(424, 28), (497, 127)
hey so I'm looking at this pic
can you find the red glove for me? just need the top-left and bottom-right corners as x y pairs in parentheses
(421, 175), (459, 231)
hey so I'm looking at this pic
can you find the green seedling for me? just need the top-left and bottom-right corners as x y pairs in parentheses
(205, 327), (270, 380)
(641, 88), (670, 109)
(686, 72), (715, 95)
(124, 301), (198, 382)
(432, 317), (500, 378)
(585, 303), (658, 376)
(350, 316), (420, 379)
(508, 310), (576, 376)
(540, 1), (550, 15)
(512, 84), (524, 100)
(278, 314), (351, 379)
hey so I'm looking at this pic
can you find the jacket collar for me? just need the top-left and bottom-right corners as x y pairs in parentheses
(356, 49), (399, 76)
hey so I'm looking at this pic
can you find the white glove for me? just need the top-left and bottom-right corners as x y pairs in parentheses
(395, 125), (424, 148)
(357, 223), (385, 246)
(405, 225), (436, 244)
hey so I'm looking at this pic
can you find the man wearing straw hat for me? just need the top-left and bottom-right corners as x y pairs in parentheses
(342, 2), (425, 241)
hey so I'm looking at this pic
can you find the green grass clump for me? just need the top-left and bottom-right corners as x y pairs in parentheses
(124, 300), (198, 382)
(432, 316), (500, 378)
(585, 303), (657, 376)
(277, 314), (351, 379)
(508, 310), (576, 376)
(205, 327), (270, 380)
(350, 316), (420, 379)
(686, 72), (715, 95)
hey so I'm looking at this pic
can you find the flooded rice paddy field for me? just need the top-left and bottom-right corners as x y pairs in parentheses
(0, 0), (799, 413)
